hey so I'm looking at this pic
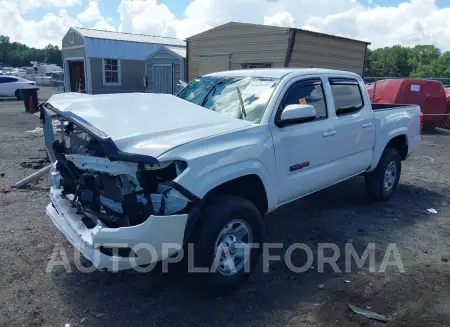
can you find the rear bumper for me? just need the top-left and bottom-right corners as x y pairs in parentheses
(47, 187), (188, 271)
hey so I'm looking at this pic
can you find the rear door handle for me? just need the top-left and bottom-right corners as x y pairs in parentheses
(322, 130), (336, 137)
(362, 123), (373, 128)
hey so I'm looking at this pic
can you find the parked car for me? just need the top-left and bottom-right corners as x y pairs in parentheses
(42, 68), (421, 292)
(367, 79), (447, 131)
(0, 75), (36, 99)
(50, 71), (65, 90)
(11, 68), (27, 78)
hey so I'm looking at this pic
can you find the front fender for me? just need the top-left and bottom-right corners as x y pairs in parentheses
(176, 159), (275, 211)
(158, 124), (278, 212)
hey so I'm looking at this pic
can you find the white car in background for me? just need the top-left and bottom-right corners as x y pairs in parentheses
(0, 75), (36, 99)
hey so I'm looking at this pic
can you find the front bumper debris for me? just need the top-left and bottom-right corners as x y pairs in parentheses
(42, 104), (200, 270)
(47, 186), (188, 271)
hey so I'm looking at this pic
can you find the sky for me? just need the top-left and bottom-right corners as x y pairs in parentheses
(1, 0), (450, 50)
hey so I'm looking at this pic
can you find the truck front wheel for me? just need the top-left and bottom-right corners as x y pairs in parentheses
(365, 148), (402, 201)
(191, 195), (265, 293)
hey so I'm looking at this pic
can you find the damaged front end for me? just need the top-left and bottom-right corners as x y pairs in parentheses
(43, 104), (197, 228)
(41, 102), (202, 270)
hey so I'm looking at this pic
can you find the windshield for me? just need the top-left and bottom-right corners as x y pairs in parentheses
(177, 76), (279, 123)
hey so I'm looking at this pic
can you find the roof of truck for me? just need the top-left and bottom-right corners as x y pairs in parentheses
(205, 68), (361, 79)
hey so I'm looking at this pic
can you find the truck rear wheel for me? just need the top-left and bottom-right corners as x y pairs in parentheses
(365, 148), (402, 201)
(191, 195), (264, 293)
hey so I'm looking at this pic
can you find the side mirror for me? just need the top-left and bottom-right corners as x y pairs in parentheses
(276, 104), (317, 127)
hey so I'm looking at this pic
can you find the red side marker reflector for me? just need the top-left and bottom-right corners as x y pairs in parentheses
(290, 161), (310, 172)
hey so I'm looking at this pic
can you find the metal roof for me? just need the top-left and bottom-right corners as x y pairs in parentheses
(206, 68), (361, 79)
(189, 22), (370, 45)
(165, 46), (186, 58)
(145, 45), (186, 61)
(73, 27), (185, 47)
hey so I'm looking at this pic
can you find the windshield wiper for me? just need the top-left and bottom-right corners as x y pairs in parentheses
(200, 80), (226, 106)
(200, 78), (244, 107)
(236, 86), (247, 119)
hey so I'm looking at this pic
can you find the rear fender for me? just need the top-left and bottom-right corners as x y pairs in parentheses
(368, 127), (408, 171)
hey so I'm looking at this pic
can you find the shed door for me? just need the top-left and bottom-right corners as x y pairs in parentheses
(153, 64), (173, 94)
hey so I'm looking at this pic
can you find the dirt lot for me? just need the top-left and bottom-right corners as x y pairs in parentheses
(0, 97), (450, 327)
(0, 86), (62, 103)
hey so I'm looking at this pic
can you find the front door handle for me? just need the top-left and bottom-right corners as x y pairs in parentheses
(362, 123), (373, 128)
(322, 130), (336, 137)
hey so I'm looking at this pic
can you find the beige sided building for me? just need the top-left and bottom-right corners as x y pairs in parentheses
(186, 22), (370, 81)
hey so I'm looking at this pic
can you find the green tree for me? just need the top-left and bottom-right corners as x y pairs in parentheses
(43, 44), (63, 67)
(365, 44), (449, 78)
(431, 51), (450, 77)
(363, 48), (373, 76)
(409, 63), (434, 78)
(0, 35), (10, 64)
(368, 45), (411, 77)
(0, 35), (62, 68)
(409, 45), (441, 66)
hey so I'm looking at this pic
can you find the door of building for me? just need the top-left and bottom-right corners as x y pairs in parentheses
(153, 64), (173, 94)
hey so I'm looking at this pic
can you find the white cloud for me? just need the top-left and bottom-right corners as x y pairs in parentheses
(116, 0), (358, 39)
(1, 0), (450, 51)
(264, 12), (295, 28)
(0, 0), (81, 13)
(77, 0), (101, 22)
(0, 2), (81, 48)
(116, 0), (450, 50)
(304, 0), (450, 49)
(77, 0), (115, 31)
(92, 19), (115, 31)
(118, 0), (177, 36)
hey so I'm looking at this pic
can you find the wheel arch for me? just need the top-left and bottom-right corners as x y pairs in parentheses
(368, 130), (409, 171)
(385, 134), (408, 160)
(183, 174), (269, 244)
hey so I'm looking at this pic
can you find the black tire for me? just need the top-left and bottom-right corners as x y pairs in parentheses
(190, 195), (265, 294)
(15, 89), (22, 100)
(365, 148), (402, 201)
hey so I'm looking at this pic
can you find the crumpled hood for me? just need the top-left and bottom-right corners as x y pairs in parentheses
(46, 92), (252, 158)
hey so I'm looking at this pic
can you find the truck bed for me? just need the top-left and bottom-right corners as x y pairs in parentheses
(370, 103), (421, 171)
(371, 103), (414, 111)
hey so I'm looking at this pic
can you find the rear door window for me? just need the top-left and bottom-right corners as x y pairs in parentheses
(329, 78), (364, 116)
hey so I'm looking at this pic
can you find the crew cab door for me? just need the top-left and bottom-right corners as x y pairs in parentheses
(324, 76), (375, 181)
(270, 76), (340, 205)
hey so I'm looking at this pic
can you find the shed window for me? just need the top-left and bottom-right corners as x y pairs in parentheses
(103, 59), (121, 85)
(242, 63), (272, 69)
(69, 32), (75, 44)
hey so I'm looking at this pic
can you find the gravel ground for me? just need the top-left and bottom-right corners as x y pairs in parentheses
(0, 98), (450, 327)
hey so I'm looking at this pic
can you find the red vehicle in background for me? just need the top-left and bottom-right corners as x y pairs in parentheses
(445, 87), (450, 118)
(367, 79), (449, 131)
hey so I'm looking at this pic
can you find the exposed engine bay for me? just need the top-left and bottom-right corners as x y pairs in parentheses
(48, 113), (195, 228)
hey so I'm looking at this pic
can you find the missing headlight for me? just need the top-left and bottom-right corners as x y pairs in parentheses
(52, 150), (192, 228)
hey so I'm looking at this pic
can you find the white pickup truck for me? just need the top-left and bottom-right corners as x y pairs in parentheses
(42, 68), (421, 291)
